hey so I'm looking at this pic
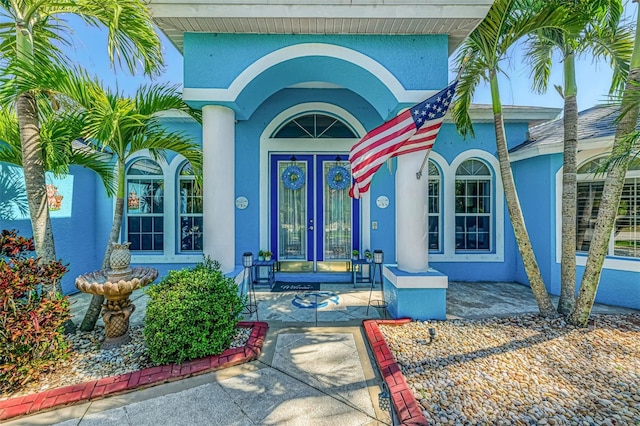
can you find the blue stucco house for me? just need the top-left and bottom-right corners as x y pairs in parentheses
(0, 1), (637, 316)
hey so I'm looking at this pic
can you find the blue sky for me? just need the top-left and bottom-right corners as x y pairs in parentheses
(64, 2), (638, 113)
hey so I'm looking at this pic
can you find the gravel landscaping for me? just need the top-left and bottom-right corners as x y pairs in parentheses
(1, 325), (251, 401)
(380, 313), (640, 426)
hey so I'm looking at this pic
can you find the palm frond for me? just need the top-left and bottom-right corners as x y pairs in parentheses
(0, 164), (28, 220)
(499, 3), (574, 57)
(0, 17), (69, 68)
(0, 106), (22, 166)
(45, 0), (163, 76)
(525, 35), (556, 94)
(0, 55), (102, 110)
(595, 131), (640, 173)
(128, 123), (202, 175)
(68, 146), (117, 196)
(582, 23), (633, 96)
(452, 44), (488, 138)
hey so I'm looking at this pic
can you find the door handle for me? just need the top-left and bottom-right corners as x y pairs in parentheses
(308, 226), (314, 230)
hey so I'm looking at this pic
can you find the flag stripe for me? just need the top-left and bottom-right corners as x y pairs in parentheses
(350, 122), (417, 175)
(349, 81), (457, 198)
(349, 114), (414, 162)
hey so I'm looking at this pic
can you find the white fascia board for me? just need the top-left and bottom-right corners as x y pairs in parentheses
(149, 1), (493, 20)
(509, 136), (614, 162)
(443, 106), (562, 124)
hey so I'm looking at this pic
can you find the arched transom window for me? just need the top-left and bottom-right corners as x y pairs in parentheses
(455, 159), (492, 251)
(273, 114), (357, 139)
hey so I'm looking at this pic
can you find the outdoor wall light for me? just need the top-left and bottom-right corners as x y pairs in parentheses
(378, 382), (391, 412)
(243, 252), (253, 268)
(373, 249), (383, 264)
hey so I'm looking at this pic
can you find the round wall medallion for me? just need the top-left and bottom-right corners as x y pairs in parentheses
(376, 195), (389, 209)
(235, 196), (249, 210)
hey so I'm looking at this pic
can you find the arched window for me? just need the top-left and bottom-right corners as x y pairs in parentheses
(126, 159), (164, 252)
(178, 162), (203, 252)
(455, 159), (492, 251)
(577, 157), (639, 258)
(428, 160), (441, 252)
(273, 114), (357, 138)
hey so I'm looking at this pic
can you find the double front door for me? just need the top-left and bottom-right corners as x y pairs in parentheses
(270, 154), (359, 272)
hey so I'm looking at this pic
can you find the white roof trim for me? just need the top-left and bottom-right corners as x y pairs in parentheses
(149, 1), (493, 20)
(443, 106), (562, 124)
(510, 136), (615, 162)
(152, 109), (195, 119)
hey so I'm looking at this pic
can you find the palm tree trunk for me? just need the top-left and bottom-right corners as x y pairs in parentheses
(576, 187), (594, 249)
(15, 24), (62, 300)
(16, 91), (61, 295)
(568, 65), (640, 327)
(558, 54), (578, 315)
(490, 71), (557, 317)
(80, 162), (126, 331)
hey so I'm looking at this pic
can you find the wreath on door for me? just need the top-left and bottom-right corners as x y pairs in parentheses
(281, 165), (305, 190)
(327, 166), (351, 190)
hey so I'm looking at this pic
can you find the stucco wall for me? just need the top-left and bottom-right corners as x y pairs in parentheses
(0, 165), (101, 294)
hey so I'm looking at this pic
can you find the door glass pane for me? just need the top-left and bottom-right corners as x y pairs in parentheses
(278, 161), (307, 260)
(324, 161), (352, 260)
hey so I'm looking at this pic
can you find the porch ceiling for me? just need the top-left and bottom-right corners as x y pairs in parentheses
(148, 1), (493, 54)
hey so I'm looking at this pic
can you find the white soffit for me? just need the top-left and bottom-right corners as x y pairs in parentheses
(148, 1), (494, 53)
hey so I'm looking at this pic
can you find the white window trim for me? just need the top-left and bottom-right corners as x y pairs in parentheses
(428, 159), (442, 253)
(177, 161), (204, 253)
(429, 150), (505, 262)
(125, 152), (203, 264)
(554, 147), (640, 272)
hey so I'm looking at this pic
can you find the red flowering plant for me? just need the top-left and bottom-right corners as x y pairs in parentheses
(0, 230), (71, 394)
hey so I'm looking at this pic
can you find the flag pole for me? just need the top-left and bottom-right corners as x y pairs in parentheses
(415, 53), (469, 180)
(415, 148), (432, 180)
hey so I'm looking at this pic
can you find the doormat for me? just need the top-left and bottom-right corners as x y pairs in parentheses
(271, 282), (320, 293)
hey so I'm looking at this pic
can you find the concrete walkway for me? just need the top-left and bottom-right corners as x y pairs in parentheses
(4, 281), (636, 426)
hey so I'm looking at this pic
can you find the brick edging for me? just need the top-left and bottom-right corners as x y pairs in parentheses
(363, 319), (428, 426)
(0, 321), (268, 422)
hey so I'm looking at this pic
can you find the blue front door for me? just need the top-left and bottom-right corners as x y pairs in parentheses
(270, 154), (359, 272)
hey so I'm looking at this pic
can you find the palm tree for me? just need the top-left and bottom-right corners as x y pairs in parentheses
(0, 104), (116, 195)
(0, 1), (162, 270)
(452, 0), (574, 317)
(67, 82), (202, 331)
(524, 0), (632, 315)
(0, 103), (116, 295)
(568, 0), (640, 327)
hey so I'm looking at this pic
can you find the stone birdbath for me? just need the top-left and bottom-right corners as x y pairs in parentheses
(75, 243), (158, 349)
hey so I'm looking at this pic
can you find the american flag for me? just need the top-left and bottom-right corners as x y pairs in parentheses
(349, 81), (457, 199)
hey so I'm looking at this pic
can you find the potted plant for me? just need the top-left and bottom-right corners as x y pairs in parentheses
(364, 250), (373, 263)
(352, 249), (359, 260)
(264, 251), (273, 261)
(258, 250), (265, 261)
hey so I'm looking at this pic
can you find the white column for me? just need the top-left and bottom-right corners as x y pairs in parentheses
(396, 151), (429, 272)
(202, 105), (235, 272)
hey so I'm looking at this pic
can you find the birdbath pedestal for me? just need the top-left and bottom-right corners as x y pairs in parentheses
(75, 243), (158, 349)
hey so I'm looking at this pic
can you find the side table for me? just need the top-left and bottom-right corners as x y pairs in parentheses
(351, 259), (373, 287)
(253, 259), (276, 289)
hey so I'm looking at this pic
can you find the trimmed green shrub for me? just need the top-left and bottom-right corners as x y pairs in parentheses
(143, 257), (246, 365)
(0, 230), (70, 393)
